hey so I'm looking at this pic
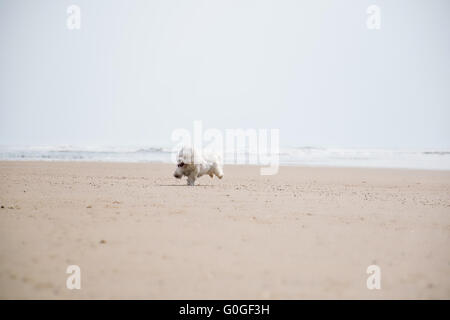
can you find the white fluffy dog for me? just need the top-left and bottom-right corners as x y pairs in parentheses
(173, 147), (224, 186)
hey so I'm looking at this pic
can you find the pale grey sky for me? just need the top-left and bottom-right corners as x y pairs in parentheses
(0, 0), (449, 148)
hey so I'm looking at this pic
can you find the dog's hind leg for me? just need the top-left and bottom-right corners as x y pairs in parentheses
(213, 164), (224, 179)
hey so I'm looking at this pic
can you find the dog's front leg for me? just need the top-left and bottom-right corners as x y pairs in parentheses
(187, 173), (196, 186)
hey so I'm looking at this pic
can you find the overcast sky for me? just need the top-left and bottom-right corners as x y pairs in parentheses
(0, 0), (449, 149)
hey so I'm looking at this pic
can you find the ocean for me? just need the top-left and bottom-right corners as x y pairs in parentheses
(0, 146), (449, 170)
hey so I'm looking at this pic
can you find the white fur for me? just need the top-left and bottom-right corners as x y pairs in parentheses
(173, 147), (224, 186)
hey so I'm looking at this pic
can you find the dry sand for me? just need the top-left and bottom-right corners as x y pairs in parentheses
(0, 161), (449, 299)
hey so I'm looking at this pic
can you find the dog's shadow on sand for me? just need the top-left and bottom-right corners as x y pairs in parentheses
(158, 184), (216, 187)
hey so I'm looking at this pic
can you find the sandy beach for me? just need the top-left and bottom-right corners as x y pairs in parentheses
(0, 161), (449, 299)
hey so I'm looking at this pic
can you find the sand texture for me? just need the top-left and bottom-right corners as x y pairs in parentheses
(0, 161), (449, 299)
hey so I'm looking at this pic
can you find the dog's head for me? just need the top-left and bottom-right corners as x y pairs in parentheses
(173, 160), (185, 179)
(173, 147), (206, 179)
